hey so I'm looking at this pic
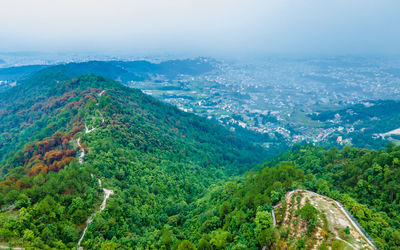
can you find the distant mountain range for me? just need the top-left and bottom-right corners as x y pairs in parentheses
(0, 58), (214, 83)
(0, 64), (49, 82)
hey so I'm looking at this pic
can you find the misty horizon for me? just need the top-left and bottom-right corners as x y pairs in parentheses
(1, 0), (400, 57)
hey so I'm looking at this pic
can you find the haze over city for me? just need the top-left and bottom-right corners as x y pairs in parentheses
(1, 0), (400, 56)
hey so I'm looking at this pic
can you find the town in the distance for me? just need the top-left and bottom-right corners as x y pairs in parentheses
(2, 53), (399, 152)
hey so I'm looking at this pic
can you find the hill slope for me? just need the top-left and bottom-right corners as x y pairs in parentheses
(171, 146), (400, 249)
(0, 70), (265, 249)
(0, 65), (49, 82)
(0, 58), (213, 84)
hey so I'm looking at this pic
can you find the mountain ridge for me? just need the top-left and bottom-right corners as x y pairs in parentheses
(0, 58), (214, 85)
(0, 70), (266, 248)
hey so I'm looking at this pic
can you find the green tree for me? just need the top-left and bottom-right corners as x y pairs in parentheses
(161, 228), (174, 248)
(178, 240), (196, 250)
(197, 237), (211, 250)
(15, 193), (30, 209)
(101, 242), (118, 250)
(23, 229), (35, 242)
(219, 201), (231, 219)
(299, 204), (318, 235)
(296, 237), (305, 249)
(255, 209), (273, 230)
(315, 179), (329, 195)
(299, 204), (318, 223)
(209, 229), (230, 249)
(258, 228), (276, 248)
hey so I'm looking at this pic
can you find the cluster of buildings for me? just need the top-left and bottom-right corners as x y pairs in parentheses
(132, 57), (400, 147)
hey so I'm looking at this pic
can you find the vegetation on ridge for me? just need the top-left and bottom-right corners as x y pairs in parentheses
(0, 72), (266, 249)
(0, 70), (399, 249)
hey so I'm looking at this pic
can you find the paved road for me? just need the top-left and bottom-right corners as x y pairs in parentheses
(332, 199), (376, 249)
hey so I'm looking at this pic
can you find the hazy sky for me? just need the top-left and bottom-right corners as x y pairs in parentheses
(0, 0), (399, 56)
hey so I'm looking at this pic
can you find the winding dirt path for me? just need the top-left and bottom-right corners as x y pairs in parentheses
(0, 90), (111, 250)
(77, 177), (114, 249)
(0, 245), (24, 250)
(76, 90), (114, 250)
(99, 111), (105, 123)
(271, 207), (276, 227)
(84, 124), (96, 134)
(77, 138), (84, 164)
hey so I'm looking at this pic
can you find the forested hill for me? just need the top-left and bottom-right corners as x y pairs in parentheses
(0, 64), (48, 81)
(174, 145), (400, 249)
(0, 58), (214, 83)
(0, 71), (266, 248)
(41, 59), (214, 81)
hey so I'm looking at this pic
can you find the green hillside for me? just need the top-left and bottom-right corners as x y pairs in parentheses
(0, 70), (265, 249)
(0, 65), (49, 82)
(173, 145), (400, 249)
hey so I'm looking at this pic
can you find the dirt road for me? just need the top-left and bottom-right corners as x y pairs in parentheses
(272, 189), (376, 249)
(76, 90), (114, 249)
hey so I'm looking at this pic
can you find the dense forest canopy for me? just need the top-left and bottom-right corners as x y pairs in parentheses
(0, 67), (399, 249)
(0, 70), (267, 249)
(166, 145), (400, 249)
